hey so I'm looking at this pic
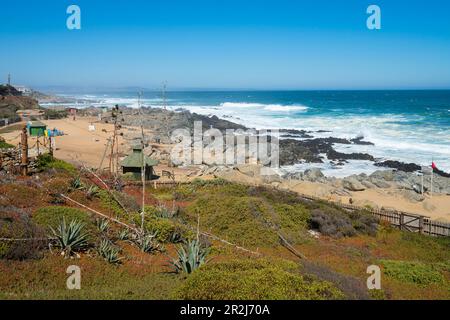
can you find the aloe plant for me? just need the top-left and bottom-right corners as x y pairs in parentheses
(95, 218), (110, 233)
(51, 218), (89, 257)
(171, 239), (210, 274)
(98, 239), (122, 264)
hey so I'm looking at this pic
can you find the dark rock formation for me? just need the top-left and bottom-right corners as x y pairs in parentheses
(375, 161), (421, 173)
(0, 85), (22, 96)
(350, 137), (375, 145)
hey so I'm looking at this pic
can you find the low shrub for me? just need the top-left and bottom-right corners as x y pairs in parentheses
(0, 184), (41, 208)
(309, 208), (378, 238)
(380, 260), (445, 287)
(0, 209), (46, 260)
(173, 259), (345, 300)
(98, 190), (130, 218)
(186, 195), (279, 247)
(300, 260), (370, 300)
(36, 154), (77, 174)
(33, 206), (92, 231)
(139, 214), (192, 243)
(0, 140), (14, 149)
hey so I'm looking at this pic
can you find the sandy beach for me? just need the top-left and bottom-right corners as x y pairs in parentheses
(2, 116), (450, 222)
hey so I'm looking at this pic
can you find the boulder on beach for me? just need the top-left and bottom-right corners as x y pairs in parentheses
(342, 177), (366, 192)
(370, 170), (395, 182)
(303, 168), (325, 182)
(400, 190), (425, 203)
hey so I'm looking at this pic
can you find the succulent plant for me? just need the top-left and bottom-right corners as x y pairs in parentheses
(135, 231), (161, 253)
(98, 239), (122, 264)
(118, 228), (130, 240)
(171, 239), (210, 274)
(50, 218), (89, 257)
(69, 176), (85, 191)
(169, 230), (184, 243)
(95, 218), (110, 233)
(85, 185), (100, 200)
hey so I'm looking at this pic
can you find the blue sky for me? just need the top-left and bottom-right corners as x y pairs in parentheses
(1, 0), (450, 90)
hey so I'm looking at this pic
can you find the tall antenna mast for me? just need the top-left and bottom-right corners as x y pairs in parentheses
(7, 73), (11, 86)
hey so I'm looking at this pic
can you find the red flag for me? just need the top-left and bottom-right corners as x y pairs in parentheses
(432, 162), (438, 171)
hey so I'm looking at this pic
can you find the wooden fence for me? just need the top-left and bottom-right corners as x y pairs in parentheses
(296, 193), (450, 237)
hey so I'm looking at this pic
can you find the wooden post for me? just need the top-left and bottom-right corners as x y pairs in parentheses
(399, 213), (404, 231)
(36, 136), (40, 156)
(49, 136), (54, 156)
(419, 217), (424, 234)
(21, 126), (28, 176)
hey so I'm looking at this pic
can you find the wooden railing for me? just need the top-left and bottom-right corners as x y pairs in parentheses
(295, 193), (450, 237)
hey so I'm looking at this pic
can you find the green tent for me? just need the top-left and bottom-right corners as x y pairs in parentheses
(28, 121), (47, 137)
(121, 145), (159, 180)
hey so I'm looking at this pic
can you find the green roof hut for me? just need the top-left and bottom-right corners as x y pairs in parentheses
(27, 121), (47, 137)
(121, 145), (159, 181)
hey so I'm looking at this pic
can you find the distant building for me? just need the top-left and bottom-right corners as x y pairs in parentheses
(27, 121), (47, 137)
(14, 85), (32, 95)
(121, 145), (159, 181)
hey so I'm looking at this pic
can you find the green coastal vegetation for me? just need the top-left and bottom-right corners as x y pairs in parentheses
(0, 155), (449, 300)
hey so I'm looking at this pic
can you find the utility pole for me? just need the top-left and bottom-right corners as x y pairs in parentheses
(138, 91), (146, 233)
(21, 126), (28, 176)
(109, 105), (119, 174)
(162, 82), (170, 142)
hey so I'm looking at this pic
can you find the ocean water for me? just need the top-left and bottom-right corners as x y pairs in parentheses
(44, 90), (450, 177)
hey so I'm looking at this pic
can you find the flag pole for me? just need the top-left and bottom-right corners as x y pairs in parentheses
(430, 158), (433, 199)
(421, 173), (424, 195)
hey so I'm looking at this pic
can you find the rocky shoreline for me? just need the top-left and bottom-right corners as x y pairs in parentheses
(95, 105), (450, 196)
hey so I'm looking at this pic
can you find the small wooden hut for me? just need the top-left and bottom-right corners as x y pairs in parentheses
(121, 145), (159, 181)
(27, 121), (47, 137)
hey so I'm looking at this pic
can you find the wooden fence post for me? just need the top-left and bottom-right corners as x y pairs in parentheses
(419, 217), (424, 234)
(21, 126), (28, 176)
(399, 213), (404, 231)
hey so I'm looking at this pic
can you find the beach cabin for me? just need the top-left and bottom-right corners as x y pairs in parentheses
(121, 145), (159, 181)
(27, 121), (47, 137)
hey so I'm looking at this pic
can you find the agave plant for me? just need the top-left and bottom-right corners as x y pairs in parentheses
(98, 239), (122, 264)
(85, 185), (100, 200)
(171, 239), (210, 274)
(135, 231), (161, 253)
(95, 218), (110, 233)
(51, 218), (89, 258)
(155, 205), (172, 219)
(69, 176), (85, 191)
(118, 228), (130, 241)
(169, 229), (184, 244)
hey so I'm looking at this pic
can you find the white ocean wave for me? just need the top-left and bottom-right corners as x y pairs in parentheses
(220, 102), (309, 112)
(43, 93), (450, 174)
